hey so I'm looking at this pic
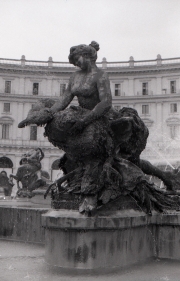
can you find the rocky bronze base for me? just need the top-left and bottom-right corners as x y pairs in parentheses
(51, 193), (142, 213)
(51, 192), (80, 210)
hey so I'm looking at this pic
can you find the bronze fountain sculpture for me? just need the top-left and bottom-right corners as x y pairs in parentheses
(11, 148), (50, 198)
(18, 41), (180, 214)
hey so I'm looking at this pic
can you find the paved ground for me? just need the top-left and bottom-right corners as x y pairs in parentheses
(0, 240), (180, 281)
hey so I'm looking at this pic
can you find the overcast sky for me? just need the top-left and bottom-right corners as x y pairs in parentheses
(0, 0), (180, 62)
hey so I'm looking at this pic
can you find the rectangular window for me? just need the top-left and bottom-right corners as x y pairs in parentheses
(170, 81), (176, 93)
(114, 105), (121, 111)
(60, 84), (66, 96)
(115, 84), (121, 96)
(30, 126), (37, 140)
(170, 103), (177, 113)
(142, 82), (148, 95)
(5, 81), (11, 93)
(2, 124), (9, 139)
(142, 105), (149, 114)
(3, 103), (10, 113)
(33, 83), (39, 95)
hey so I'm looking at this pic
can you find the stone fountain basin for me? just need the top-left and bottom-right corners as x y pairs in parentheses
(42, 209), (180, 270)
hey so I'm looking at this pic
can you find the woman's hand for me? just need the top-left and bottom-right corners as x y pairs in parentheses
(69, 119), (86, 135)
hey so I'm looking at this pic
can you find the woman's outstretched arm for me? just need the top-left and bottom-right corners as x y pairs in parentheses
(50, 75), (74, 114)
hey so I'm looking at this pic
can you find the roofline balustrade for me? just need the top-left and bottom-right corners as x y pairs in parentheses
(0, 55), (180, 69)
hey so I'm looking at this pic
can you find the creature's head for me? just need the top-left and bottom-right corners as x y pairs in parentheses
(18, 98), (56, 128)
(19, 158), (28, 165)
(20, 147), (44, 165)
(35, 147), (44, 161)
(119, 107), (139, 118)
(1, 171), (7, 177)
(68, 41), (99, 69)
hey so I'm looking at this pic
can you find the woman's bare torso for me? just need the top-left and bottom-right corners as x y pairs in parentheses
(71, 69), (101, 110)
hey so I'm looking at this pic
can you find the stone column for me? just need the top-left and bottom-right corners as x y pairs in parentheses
(46, 78), (52, 96)
(156, 102), (163, 142)
(19, 77), (25, 95)
(156, 77), (162, 95)
(23, 104), (31, 140)
(16, 103), (24, 139)
(128, 78), (134, 96)
(42, 154), (50, 173)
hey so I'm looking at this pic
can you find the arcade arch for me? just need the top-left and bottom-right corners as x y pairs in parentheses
(0, 156), (13, 176)
(51, 159), (63, 181)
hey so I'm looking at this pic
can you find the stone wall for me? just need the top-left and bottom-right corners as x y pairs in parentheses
(0, 206), (48, 244)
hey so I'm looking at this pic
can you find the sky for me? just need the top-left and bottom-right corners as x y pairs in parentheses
(0, 0), (180, 62)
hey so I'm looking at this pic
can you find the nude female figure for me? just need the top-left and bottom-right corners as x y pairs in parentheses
(47, 41), (112, 135)
(18, 41), (180, 192)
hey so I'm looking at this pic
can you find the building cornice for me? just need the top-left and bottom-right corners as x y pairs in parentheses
(0, 93), (59, 103)
(1, 56), (180, 76)
(112, 94), (180, 103)
(0, 92), (180, 103)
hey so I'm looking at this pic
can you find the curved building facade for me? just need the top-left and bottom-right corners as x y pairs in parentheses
(0, 55), (179, 178)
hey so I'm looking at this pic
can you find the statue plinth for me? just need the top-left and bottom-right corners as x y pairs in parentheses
(31, 189), (51, 206)
(42, 209), (180, 270)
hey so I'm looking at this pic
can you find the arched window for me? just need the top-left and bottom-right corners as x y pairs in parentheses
(51, 159), (60, 170)
(51, 159), (63, 181)
(0, 157), (13, 168)
(141, 118), (154, 128)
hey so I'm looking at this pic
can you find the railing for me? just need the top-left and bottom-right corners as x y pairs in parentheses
(0, 57), (75, 68)
(52, 61), (75, 68)
(137, 91), (153, 96)
(28, 91), (44, 96)
(0, 139), (55, 148)
(161, 89), (180, 95)
(1, 56), (180, 69)
(161, 57), (180, 65)
(100, 62), (129, 68)
(113, 92), (126, 97)
(0, 89), (17, 95)
(0, 58), (21, 65)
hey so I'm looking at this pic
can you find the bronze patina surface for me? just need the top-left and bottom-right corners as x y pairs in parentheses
(18, 41), (180, 214)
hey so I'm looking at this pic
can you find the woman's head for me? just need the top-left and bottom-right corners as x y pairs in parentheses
(68, 41), (100, 67)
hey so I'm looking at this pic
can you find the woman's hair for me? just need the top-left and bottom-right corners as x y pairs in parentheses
(68, 41), (100, 65)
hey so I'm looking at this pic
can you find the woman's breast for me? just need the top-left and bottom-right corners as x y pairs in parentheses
(77, 95), (100, 110)
(71, 84), (97, 97)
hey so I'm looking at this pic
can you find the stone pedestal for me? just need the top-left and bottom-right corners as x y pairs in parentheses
(42, 209), (180, 270)
(42, 209), (154, 269)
